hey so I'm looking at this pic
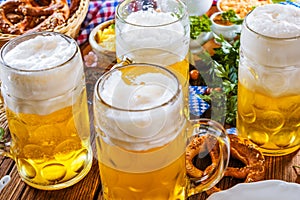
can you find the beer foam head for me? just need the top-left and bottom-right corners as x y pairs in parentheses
(116, 10), (190, 63)
(100, 70), (177, 109)
(241, 4), (300, 67)
(239, 4), (300, 97)
(246, 4), (300, 38)
(3, 35), (77, 70)
(121, 11), (186, 46)
(125, 10), (180, 26)
(95, 66), (185, 151)
(0, 33), (84, 114)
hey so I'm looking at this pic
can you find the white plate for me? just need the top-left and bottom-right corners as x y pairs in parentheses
(207, 180), (300, 200)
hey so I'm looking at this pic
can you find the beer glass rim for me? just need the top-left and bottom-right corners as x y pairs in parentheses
(0, 31), (78, 73)
(116, 0), (188, 28)
(94, 63), (182, 112)
(244, 11), (300, 41)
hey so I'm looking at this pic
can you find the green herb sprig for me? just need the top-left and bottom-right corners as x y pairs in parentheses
(220, 9), (244, 25)
(0, 127), (4, 141)
(0, 127), (5, 150)
(198, 35), (240, 126)
(189, 15), (212, 40)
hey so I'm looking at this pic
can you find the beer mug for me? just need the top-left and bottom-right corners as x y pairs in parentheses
(237, 4), (300, 156)
(115, 0), (190, 114)
(0, 32), (93, 190)
(93, 63), (230, 199)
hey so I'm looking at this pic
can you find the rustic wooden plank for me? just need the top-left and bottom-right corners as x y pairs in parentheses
(0, 164), (27, 200)
(265, 150), (300, 182)
(0, 157), (14, 177)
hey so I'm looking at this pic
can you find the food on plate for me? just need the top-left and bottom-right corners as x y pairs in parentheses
(218, 0), (273, 18)
(210, 10), (242, 41)
(88, 19), (116, 68)
(95, 23), (116, 51)
(186, 134), (265, 195)
(0, 0), (78, 34)
(212, 10), (243, 26)
(212, 13), (234, 26)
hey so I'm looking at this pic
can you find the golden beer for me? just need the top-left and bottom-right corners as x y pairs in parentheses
(117, 49), (189, 90)
(96, 125), (187, 200)
(0, 32), (93, 189)
(118, 50), (188, 87)
(237, 4), (300, 156)
(6, 88), (92, 189)
(94, 64), (230, 199)
(237, 83), (300, 156)
(94, 64), (187, 199)
(167, 55), (189, 106)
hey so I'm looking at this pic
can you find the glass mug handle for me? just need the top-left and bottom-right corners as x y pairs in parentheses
(111, 56), (134, 70)
(0, 82), (11, 158)
(186, 119), (230, 197)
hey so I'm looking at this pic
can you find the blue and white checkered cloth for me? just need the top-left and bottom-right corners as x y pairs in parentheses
(189, 86), (210, 117)
(280, 0), (300, 7)
(189, 85), (237, 134)
(77, 0), (120, 45)
(226, 127), (237, 135)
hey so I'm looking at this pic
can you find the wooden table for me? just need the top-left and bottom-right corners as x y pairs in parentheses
(0, 39), (300, 200)
(1, 3), (300, 197)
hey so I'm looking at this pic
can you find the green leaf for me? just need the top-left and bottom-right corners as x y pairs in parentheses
(220, 9), (244, 25)
(197, 94), (212, 102)
(110, 23), (115, 29)
(190, 15), (212, 40)
(0, 127), (4, 141)
(206, 35), (240, 126)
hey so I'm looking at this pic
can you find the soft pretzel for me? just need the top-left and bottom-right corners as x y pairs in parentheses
(224, 134), (266, 181)
(0, 0), (70, 34)
(186, 134), (220, 180)
(186, 134), (266, 195)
